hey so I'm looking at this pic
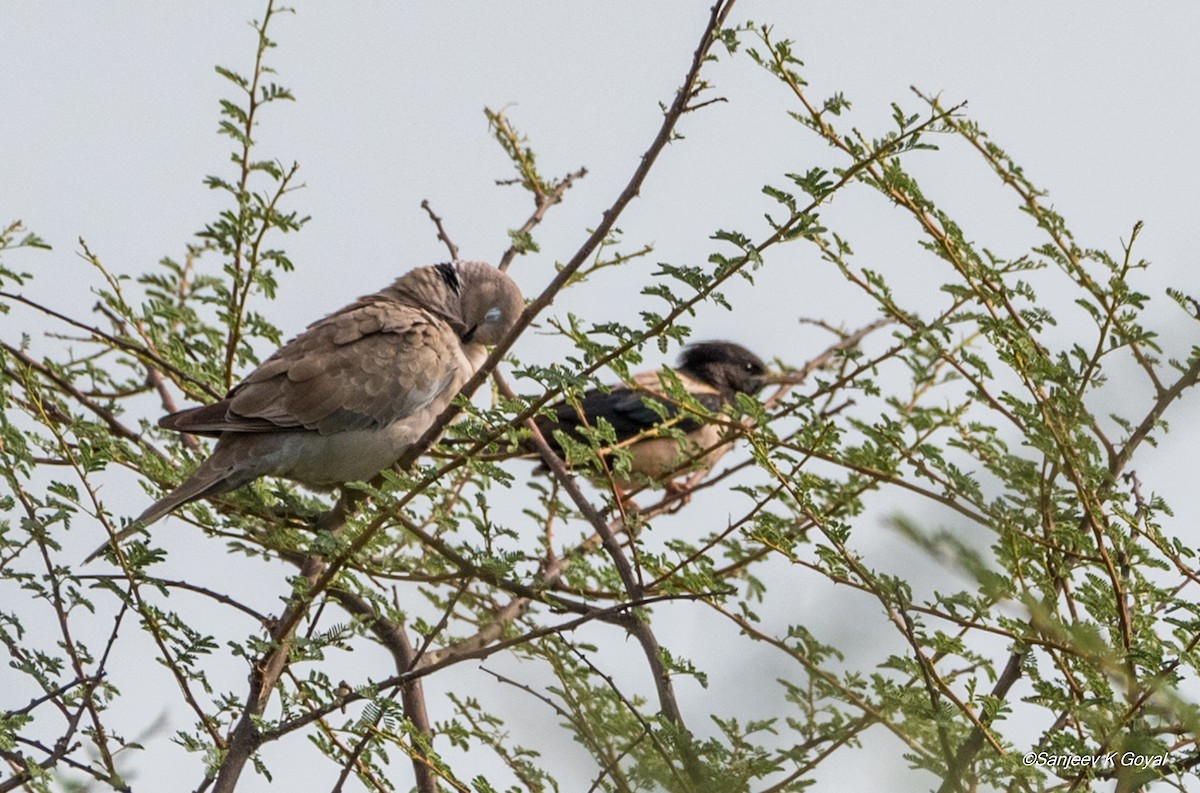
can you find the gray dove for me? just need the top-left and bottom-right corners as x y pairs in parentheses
(533, 341), (787, 491)
(90, 260), (523, 560)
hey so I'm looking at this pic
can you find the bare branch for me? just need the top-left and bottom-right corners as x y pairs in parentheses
(420, 199), (460, 261)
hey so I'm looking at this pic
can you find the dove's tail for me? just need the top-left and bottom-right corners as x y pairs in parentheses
(85, 454), (241, 563)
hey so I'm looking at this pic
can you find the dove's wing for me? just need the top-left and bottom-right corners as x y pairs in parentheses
(162, 300), (465, 437)
(87, 261), (522, 560)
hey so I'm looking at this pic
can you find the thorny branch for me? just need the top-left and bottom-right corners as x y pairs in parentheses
(494, 371), (707, 783)
(420, 199), (460, 262)
(6, 2), (1199, 791)
(252, 592), (717, 745)
(210, 493), (359, 793)
(328, 588), (439, 793)
(762, 32), (1200, 789)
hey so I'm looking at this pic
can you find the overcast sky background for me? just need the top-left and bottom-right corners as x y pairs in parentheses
(3, 3), (1199, 791)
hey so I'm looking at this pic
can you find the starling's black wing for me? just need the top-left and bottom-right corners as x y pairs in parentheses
(535, 387), (723, 453)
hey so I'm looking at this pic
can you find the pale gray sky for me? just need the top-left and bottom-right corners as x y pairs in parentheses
(3, 3), (1198, 791)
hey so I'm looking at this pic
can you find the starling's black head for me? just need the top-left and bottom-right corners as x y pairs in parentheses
(677, 341), (770, 401)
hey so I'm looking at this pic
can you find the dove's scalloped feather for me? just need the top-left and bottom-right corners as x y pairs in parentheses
(163, 303), (462, 436)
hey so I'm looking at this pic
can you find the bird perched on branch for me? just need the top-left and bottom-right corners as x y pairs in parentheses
(531, 341), (787, 494)
(89, 260), (523, 561)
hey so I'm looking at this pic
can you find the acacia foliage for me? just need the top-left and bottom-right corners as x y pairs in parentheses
(2, 3), (1199, 792)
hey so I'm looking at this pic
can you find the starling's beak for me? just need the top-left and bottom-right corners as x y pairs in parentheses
(761, 370), (806, 387)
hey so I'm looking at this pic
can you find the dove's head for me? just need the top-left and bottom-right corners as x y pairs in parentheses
(450, 261), (524, 345)
(391, 261), (524, 347)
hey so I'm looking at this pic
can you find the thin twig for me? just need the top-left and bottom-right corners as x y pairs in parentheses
(497, 166), (588, 272)
(420, 199), (460, 261)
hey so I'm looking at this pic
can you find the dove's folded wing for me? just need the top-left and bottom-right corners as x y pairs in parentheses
(162, 302), (466, 437)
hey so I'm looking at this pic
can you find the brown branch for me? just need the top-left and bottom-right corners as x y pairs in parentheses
(1110, 352), (1200, 478)
(2, 342), (167, 461)
(77, 575), (269, 623)
(420, 199), (460, 261)
(210, 492), (357, 793)
(480, 660), (643, 787)
(257, 592), (713, 744)
(775, 317), (894, 385)
(0, 289), (221, 399)
(2, 675), (98, 720)
(492, 370), (706, 784)
(497, 165), (588, 272)
(328, 588), (439, 793)
(0, 738), (88, 793)
(92, 299), (201, 453)
(220, 0), (288, 388)
(13, 407), (210, 779)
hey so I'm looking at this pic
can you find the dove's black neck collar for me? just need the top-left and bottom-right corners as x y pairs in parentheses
(434, 262), (461, 294)
(677, 341), (770, 402)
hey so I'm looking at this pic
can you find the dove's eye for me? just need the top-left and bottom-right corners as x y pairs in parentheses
(484, 307), (503, 323)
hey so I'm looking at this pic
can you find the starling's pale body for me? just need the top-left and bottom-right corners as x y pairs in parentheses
(614, 368), (728, 482)
(90, 261), (521, 559)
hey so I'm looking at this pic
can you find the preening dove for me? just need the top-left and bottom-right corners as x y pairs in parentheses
(532, 341), (786, 491)
(90, 260), (523, 560)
